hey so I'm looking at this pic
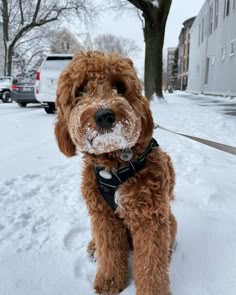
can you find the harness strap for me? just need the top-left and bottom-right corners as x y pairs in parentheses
(94, 138), (159, 211)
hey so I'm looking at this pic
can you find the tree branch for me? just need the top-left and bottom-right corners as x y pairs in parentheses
(25, 49), (46, 68)
(19, 0), (24, 25)
(14, 32), (49, 49)
(32, 0), (41, 22)
(2, 0), (9, 41)
(127, 0), (153, 21)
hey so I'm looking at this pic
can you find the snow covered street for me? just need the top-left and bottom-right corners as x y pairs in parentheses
(0, 93), (236, 295)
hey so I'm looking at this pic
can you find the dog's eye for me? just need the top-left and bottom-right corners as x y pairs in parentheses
(113, 81), (126, 95)
(75, 84), (86, 97)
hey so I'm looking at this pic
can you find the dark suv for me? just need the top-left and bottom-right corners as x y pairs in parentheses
(11, 77), (39, 107)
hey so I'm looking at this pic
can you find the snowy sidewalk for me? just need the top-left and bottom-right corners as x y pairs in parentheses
(0, 93), (236, 295)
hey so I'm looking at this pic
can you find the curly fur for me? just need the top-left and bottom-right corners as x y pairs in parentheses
(55, 51), (177, 295)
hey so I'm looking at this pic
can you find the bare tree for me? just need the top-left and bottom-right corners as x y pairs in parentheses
(13, 25), (53, 74)
(94, 34), (140, 57)
(0, 0), (97, 76)
(111, 0), (172, 99)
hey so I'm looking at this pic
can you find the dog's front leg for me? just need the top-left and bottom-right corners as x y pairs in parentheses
(91, 213), (129, 295)
(118, 189), (172, 295)
(132, 219), (171, 295)
(82, 163), (129, 294)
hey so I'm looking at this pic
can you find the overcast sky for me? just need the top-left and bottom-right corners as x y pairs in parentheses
(89, 0), (206, 75)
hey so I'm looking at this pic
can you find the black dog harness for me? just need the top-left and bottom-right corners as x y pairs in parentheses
(94, 138), (159, 211)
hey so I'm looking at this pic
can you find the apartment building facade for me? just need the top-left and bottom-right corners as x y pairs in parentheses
(0, 22), (4, 76)
(166, 47), (177, 89)
(177, 17), (195, 90)
(188, 0), (236, 96)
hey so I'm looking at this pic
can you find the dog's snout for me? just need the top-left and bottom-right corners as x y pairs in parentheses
(95, 109), (115, 129)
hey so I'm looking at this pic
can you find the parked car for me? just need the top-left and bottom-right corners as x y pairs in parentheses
(167, 86), (173, 93)
(11, 77), (39, 107)
(0, 77), (13, 103)
(35, 54), (73, 114)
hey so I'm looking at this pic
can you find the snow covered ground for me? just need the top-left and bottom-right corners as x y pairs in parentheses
(0, 93), (236, 295)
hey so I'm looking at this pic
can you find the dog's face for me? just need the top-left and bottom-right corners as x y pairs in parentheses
(55, 51), (154, 157)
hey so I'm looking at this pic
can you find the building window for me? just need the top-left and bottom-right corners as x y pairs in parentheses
(221, 47), (226, 60)
(230, 41), (236, 56)
(205, 57), (210, 86)
(61, 41), (70, 51)
(224, 0), (230, 17)
(201, 18), (205, 43)
(214, 0), (219, 29)
(212, 55), (215, 65)
(209, 4), (214, 35)
(198, 23), (201, 46)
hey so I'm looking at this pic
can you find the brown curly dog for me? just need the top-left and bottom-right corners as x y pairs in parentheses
(55, 51), (177, 295)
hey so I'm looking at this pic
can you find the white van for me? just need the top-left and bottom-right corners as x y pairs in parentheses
(35, 54), (73, 114)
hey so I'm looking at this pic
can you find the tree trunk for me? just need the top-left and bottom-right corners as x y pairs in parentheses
(143, 10), (165, 99)
(7, 46), (13, 76)
(3, 42), (8, 76)
(2, 0), (9, 76)
(127, 0), (172, 100)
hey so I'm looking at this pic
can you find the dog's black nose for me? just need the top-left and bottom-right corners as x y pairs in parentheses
(95, 109), (115, 129)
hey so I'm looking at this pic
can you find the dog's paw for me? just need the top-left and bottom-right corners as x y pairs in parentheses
(87, 239), (96, 262)
(114, 191), (123, 208)
(89, 253), (97, 263)
(114, 191), (126, 218)
(94, 270), (125, 295)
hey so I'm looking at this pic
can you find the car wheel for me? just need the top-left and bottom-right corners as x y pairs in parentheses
(17, 102), (27, 107)
(44, 103), (55, 114)
(2, 91), (12, 103)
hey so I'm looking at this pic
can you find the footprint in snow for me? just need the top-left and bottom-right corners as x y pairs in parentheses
(3, 178), (17, 186)
(63, 225), (90, 252)
(23, 185), (41, 199)
(31, 216), (48, 234)
(49, 164), (69, 171)
(22, 174), (40, 180)
(74, 249), (97, 282)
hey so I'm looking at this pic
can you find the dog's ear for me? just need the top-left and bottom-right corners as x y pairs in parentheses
(54, 62), (77, 157)
(136, 96), (154, 144)
(54, 103), (76, 158)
